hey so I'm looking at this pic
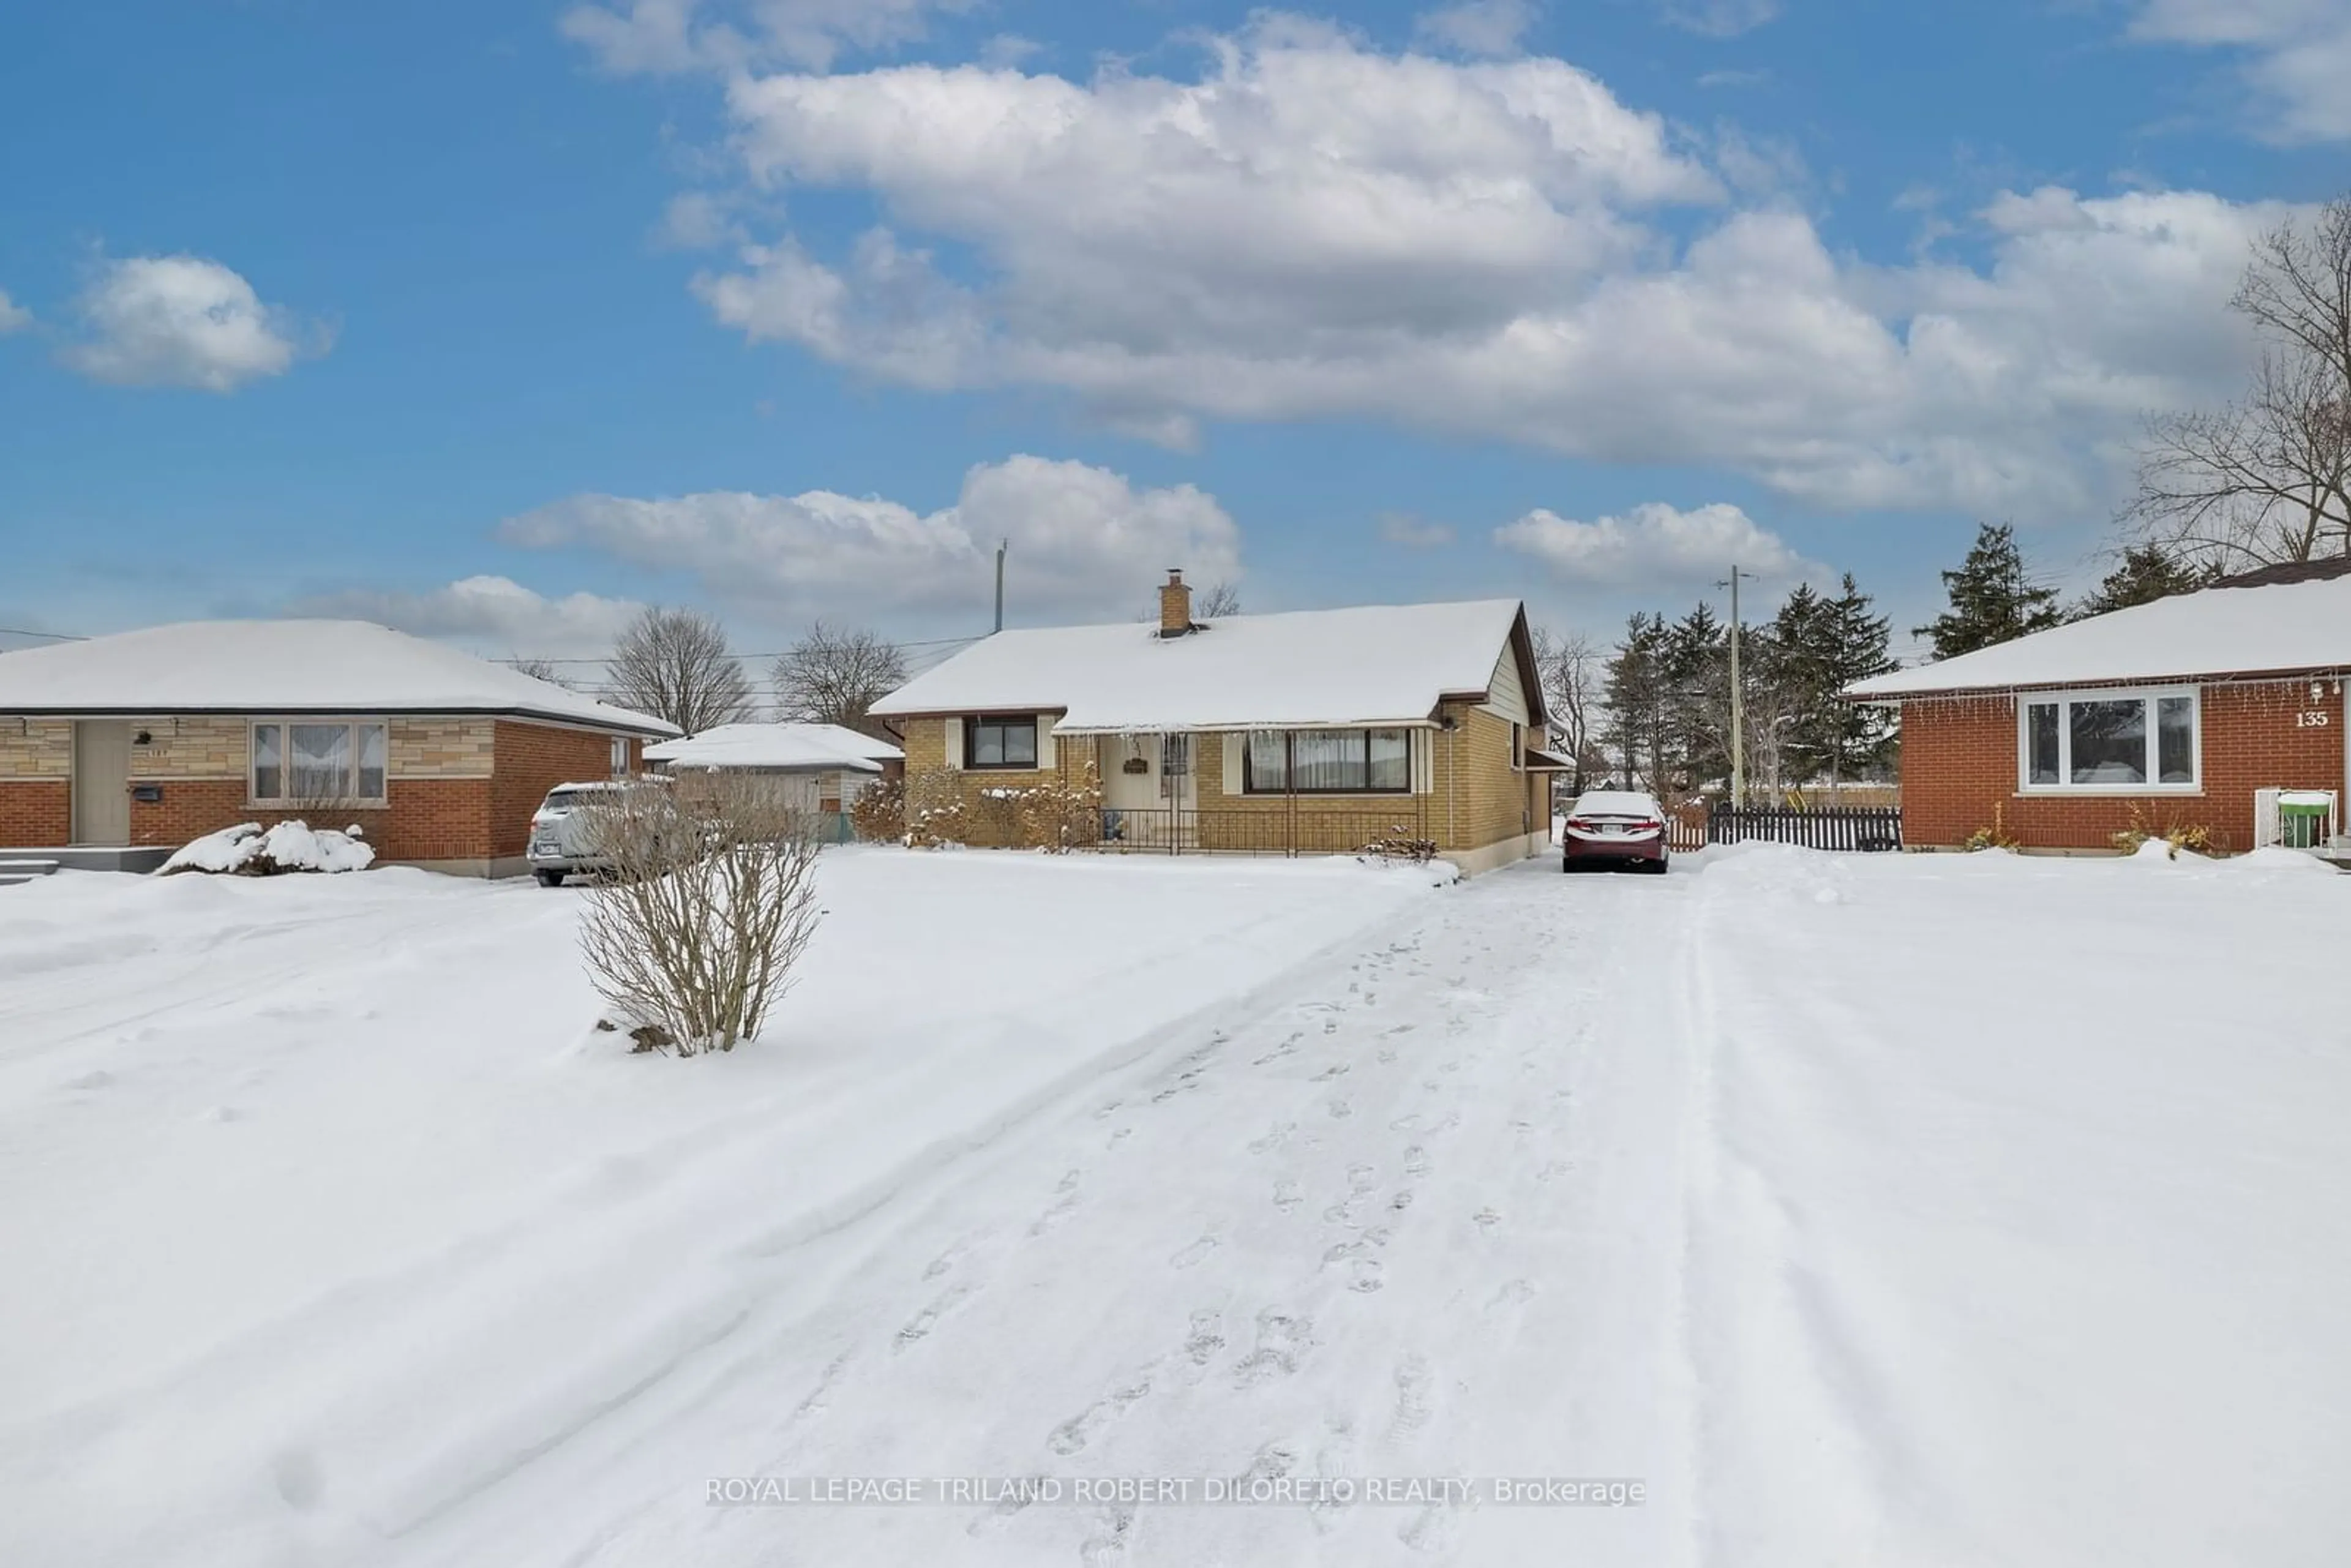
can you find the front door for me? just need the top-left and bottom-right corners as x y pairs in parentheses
(72, 721), (132, 846)
(1160, 732), (1197, 812)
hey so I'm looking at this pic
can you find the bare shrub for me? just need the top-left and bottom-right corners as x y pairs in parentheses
(1014, 765), (1104, 851)
(903, 767), (969, 848)
(849, 775), (906, 842)
(1361, 828), (1439, 865)
(575, 776), (822, 1055)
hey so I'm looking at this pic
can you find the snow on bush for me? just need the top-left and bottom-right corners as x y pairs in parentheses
(160, 820), (375, 876)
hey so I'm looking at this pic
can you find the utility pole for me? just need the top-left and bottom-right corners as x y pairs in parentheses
(1721, 565), (1749, 808)
(993, 540), (1007, 634)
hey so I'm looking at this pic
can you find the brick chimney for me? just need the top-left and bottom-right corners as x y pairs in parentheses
(1158, 568), (1194, 638)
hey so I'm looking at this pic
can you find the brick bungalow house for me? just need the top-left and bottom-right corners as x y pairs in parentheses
(868, 572), (1564, 874)
(1847, 560), (2351, 853)
(0, 620), (677, 875)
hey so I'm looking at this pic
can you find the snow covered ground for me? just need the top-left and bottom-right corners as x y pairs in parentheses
(2, 844), (2346, 1566)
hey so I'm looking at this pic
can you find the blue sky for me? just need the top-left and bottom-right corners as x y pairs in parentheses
(2, 0), (2344, 667)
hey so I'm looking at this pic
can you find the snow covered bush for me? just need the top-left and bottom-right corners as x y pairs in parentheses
(902, 768), (969, 849)
(1014, 765), (1104, 852)
(574, 775), (822, 1054)
(1962, 804), (2020, 852)
(160, 821), (375, 876)
(2111, 803), (2217, 860)
(1360, 829), (1439, 865)
(848, 776), (905, 842)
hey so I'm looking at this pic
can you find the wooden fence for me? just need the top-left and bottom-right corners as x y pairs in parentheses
(1707, 804), (1903, 852)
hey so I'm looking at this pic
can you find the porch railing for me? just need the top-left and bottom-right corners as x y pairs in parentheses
(1094, 804), (1435, 857)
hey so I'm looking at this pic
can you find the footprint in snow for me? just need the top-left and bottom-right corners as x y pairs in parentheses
(1232, 1310), (1311, 1387)
(1402, 1146), (1431, 1176)
(1313, 1061), (1349, 1081)
(1391, 1352), (1433, 1433)
(1248, 1122), (1297, 1155)
(1486, 1278), (1538, 1312)
(1322, 1201), (1356, 1225)
(1183, 1308), (1225, 1367)
(1048, 1375), (1153, 1455)
(1079, 1503), (1136, 1566)
(1348, 1163), (1379, 1194)
(62, 1070), (113, 1092)
(1389, 1190), (1415, 1214)
(1272, 1180), (1304, 1212)
(1471, 1207), (1501, 1231)
(1171, 1235), (1218, 1269)
(1107, 1126), (1133, 1150)
(1347, 1258), (1385, 1293)
(1327, 1099), (1353, 1120)
(896, 1286), (970, 1349)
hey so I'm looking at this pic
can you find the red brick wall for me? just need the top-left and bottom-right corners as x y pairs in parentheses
(490, 721), (637, 860)
(0, 781), (70, 847)
(1899, 679), (2347, 850)
(118, 777), (493, 861)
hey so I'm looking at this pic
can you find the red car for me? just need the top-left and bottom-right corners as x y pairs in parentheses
(1561, 789), (1670, 873)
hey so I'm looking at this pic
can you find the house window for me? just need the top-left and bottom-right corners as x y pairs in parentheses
(610, 736), (630, 777)
(252, 721), (388, 803)
(965, 715), (1039, 768)
(1243, 729), (1413, 794)
(2017, 689), (2199, 792)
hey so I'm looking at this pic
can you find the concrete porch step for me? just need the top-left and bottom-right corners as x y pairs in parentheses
(5, 847), (173, 874)
(0, 858), (61, 877)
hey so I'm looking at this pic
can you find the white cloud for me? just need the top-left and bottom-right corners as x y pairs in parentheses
(1379, 511), (1457, 547)
(651, 26), (2298, 516)
(1494, 501), (1810, 586)
(2129, 0), (2351, 142)
(654, 190), (743, 249)
(290, 576), (647, 656)
(1414, 0), (1540, 58)
(1660, 0), (1780, 39)
(62, 255), (315, 392)
(0, 288), (29, 333)
(500, 454), (1243, 627)
(563, 0), (966, 74)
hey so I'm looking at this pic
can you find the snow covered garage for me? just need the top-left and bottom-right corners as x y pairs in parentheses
(1849, 560), (2351, 853)
(0, 621), (676, 875)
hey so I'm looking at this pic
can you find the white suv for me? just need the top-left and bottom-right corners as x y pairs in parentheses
(525, 781), (647, 887)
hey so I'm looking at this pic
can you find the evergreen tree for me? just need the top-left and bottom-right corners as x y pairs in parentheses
(1602, 613), (1667, 789)
(1824, 574), (1897, 782)
(1661, 603), (1728, 794)
(1915, 523), (2061, 661)
(2069, 543), (2214, 620)
(1767, 582), (1837, 786)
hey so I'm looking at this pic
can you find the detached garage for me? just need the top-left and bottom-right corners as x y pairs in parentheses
(1848, 560), (2351, 855)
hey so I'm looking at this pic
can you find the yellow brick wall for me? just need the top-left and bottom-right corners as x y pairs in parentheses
(127, 718), (247, 780)
(898, 710), (1536, 855)
(390, 718), (496, 779)
(0, 719), (73, 780)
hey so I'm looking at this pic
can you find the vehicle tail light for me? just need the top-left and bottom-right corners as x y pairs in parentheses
(1565, 817), (1594, 831)
(1635, 819), (1662, 831)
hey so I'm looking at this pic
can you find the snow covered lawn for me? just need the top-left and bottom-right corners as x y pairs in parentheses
(2, 843), (2347, 1566)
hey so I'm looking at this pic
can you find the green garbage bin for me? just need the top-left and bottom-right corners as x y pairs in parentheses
(2278, 791), (2333, 849)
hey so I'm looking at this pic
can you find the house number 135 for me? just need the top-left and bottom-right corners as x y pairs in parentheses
(2296, 710), (2331, 727)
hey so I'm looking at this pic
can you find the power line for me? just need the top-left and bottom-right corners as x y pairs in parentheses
(0, 626), (89, 642)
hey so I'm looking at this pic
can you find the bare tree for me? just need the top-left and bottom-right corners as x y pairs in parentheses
(607, 607), (755, 735)
(2126, 197), (2351, 568)
(1532, 626), (1602, 783)
(1196, 581), (1243, 618)
(771, 623), (907, 735)
(576, 775), (823, 1055)
(508, 657), (577, 690)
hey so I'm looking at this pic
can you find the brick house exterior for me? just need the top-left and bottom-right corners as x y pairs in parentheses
(876, 575), (1561, 874)
(1851, 563), (2351, 853)
(0, 621), (675, 875)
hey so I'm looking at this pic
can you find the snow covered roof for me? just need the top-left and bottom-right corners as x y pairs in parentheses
(1848, 572), (2351, 699)
(871, 599), (1534, 733)
(643, 722), (903, 772)
(0, 620), (679, 736)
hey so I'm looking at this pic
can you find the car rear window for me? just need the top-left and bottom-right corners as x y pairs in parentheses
(543, 789), (591, 810)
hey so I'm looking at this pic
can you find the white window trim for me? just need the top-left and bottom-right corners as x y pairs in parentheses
(249, 718), (391, 807)
(2015, 686), (2202, 796)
